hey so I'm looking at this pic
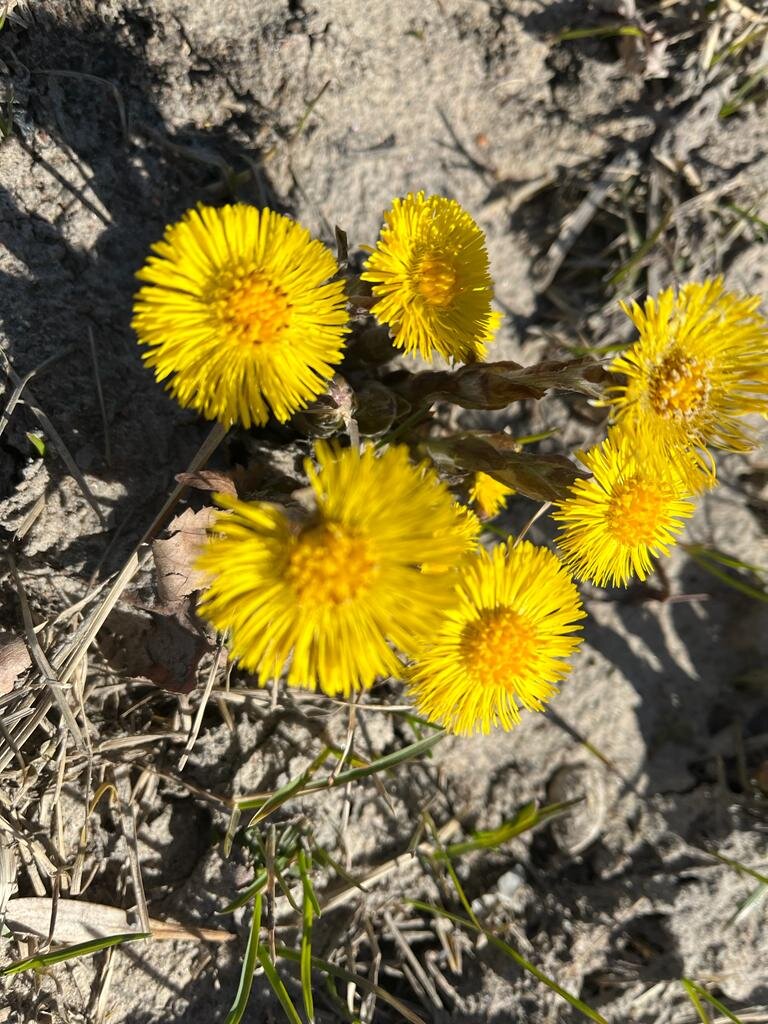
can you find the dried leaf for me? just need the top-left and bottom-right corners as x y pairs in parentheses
(100, 602), (211, 695)
(426, 433), (589, 502)
(175, 469), (238, 498)
(152, 507), (216, 606)
(395, 358), (607, 411)
(0, 632), (31, 695)
(5, 897), (234, 943)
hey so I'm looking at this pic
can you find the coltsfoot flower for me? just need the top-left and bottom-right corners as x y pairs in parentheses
(133, 204), (349, 428)
(409, 540), (585, 736)
(606, 279), (768, 485)
(361, 192), (498, 363)
(553, 430), (696, 588)
(469, 471), (515, 519)
(197, 443), (478, 696)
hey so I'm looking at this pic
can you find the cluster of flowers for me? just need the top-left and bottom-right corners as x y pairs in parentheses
(132, 195), (768, 736)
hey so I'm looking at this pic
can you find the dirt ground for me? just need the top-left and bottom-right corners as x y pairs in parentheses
(1, 1), (768, 1022)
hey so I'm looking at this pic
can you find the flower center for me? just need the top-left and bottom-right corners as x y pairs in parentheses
(416, 255), (459, 307)
(648, 347), (710, 421)
(215, 271), (292, 346)
(460, 607), (538, 689)
(608, 479), (666, 546)
(287, 523), (375, 606)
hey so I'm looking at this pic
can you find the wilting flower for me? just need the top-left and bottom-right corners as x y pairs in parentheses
(197, 443), (478, 696)
(361, 192), (498, 363)
(606, 279), (768, 484)
(133, 204), (349, 428)
(409, 540), (584, 736)
(469, 471), (515, 519)
(553, 430), (695, 588)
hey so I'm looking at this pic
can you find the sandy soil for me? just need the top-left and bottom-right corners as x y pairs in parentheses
(1, 1), (768, 1022)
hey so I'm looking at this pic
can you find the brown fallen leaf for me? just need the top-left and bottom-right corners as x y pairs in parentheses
(5, 897), (234, 943)
(100, 602), (211, 695)
(152, 506), (216, 607)
(0, 632), (32, 696)
(175, 469), (238, 498)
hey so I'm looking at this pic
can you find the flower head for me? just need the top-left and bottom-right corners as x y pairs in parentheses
(469, 471), (515, 519)
(553, 430), (695, 588)
(197, 443), (478, 696)
(606, 279), (768, 478)
(361, 192), (498, 363)
(133, 204), (349, 427)
(409, 540), (585, 736)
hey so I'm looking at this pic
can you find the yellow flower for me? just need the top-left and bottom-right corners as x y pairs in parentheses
(606, 279), (768, 481)
(197, 443), (478, 696)
(408, 540), (585, 736)
(361, 192), (498, 362)
(132, 204), (349, 428)
(552, 430), (696, 588)
(469, 471), (515, 519)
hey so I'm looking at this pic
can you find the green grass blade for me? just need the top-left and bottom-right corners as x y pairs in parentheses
(257, 946), (304, 1024)
(728, 879), (768, 926)
(685, 544), (767, 578)
(274, 944), (427, 1024)
(440, 799), (578, 859)
(722, 201), (768, 240)
(608, 210), (672, 287)
(224, 893), (263, 1024)
(411, 902), (609, 1024)
(685, 547), (768, 603)
(1, 932), (148, 976)
(26, 432), (46, 457)
(720, 66), (768, 118)
(682, 979), (743, 1023)
(241, 746), (334, 818)
(298, 849), (316, 1023)
(557, 24), (644, 41)
(246, 731), (445, 825)
(220, 869), (270, 915)
(682, 979), (713, 1023)
(707, 848), (768, 886)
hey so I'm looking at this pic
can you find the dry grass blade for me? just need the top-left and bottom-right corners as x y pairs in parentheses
(0, 346), (74, 443)
(87, 324), (111, 466)
(6, 550), (84, 749)
(383, 911), (444, 1009)
(114, 768), (150, 935)
(41, 420), (228, 704)
(32, 67), (128, 139)
(0, 830), (16, 927)
(413, 901), (609, 1024)
(275, 943), (428, 1024)
(0, 348), (106, 525)
(5, 897), (234, 943)
(534, 148), (643, 293)
(178, 637), (226, 771)
(311, 818), (459, 917)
